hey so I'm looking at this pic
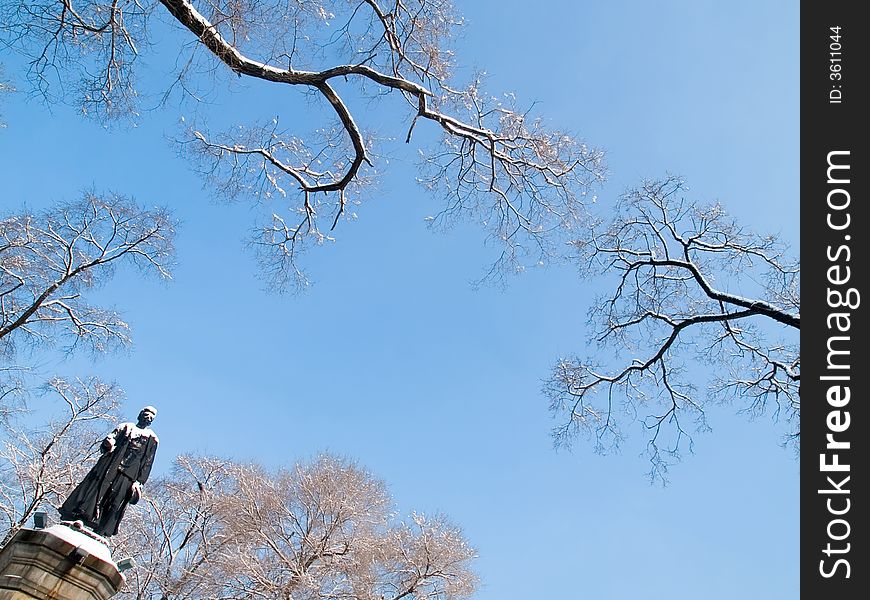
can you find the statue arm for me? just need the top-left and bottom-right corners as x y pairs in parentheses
(136, 436), (159, 485)
(100, 425), (124, 453)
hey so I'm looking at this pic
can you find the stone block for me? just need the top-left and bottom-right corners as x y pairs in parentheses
(0, 525), (123, 600)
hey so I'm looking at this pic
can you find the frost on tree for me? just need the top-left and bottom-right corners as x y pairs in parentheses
(1, 0), (605, 290)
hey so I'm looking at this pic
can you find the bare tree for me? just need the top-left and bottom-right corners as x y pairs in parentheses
(1, 443), (478, 599)
(114, 453), (477, 600)
(1, 0), (605, 290)
(0, 192), (175, 358)
(0, 194), (174, 494)
(0, 376), (122, 545)
(1, 4), (801, 486)
(0, 367), (26, 423)
(545, 177), (800, 481)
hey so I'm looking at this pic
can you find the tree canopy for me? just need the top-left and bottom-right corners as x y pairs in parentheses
(2, 0), (605, 290)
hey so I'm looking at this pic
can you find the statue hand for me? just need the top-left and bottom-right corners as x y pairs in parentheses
(130, 481), (142, 505)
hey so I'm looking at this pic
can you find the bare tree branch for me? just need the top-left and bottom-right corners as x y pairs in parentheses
(2, 0), (605, 290)
(109, 454), (477, 600)
(0, 191), (175, 356)
(0, 0), (150, 118)
(545, 176), (800, 481)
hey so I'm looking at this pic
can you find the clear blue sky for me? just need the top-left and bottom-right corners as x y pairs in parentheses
(1, 2), (798, 598)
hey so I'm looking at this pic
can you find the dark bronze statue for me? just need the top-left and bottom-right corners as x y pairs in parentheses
(59, 407), (159, 537)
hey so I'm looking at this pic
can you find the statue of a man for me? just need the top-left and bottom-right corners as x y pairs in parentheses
(59, 406), (159, 537)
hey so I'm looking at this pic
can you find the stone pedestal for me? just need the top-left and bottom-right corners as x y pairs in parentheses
(0, 524), (123, 599)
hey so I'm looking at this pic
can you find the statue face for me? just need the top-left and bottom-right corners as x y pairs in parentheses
(138, 409), (156, 427)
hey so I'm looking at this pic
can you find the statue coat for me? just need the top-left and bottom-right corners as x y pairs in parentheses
(59, 422), (158, 537)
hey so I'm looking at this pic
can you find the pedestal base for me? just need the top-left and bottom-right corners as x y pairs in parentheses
(0, 525), (123, 599)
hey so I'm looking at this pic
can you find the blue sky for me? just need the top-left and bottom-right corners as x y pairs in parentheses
(1, 2), (798, 598)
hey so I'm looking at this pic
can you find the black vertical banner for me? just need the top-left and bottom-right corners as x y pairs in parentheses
(802, 3), (867, 598)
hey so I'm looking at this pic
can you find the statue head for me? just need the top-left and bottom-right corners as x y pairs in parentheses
(137, 406), (157, 428)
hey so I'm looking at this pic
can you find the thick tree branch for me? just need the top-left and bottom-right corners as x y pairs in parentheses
(547, 176), (799, 480)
